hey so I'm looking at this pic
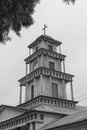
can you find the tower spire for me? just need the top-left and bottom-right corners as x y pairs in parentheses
(42, 24), (48, 35)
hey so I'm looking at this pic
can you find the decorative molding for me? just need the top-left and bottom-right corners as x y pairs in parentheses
(18, 95), (77, 110)
(18, 67), (74, 86)
(24, 48), (66, 64)
(28, 35), (62, 49)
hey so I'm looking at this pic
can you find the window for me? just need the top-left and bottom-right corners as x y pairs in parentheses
(31, 85), (34, 99)
(32, 122), (35, 130)
(49, 45), (53, 51)
(52, 83), (58, 98)
(26, 124), (30, 130)
(40, 114), (44, 120)
(36, 46), (38, 51)
(49, 62), (55, 70)
(34, 114), (37, 119)
(33, 61), (38, 70)
(31, 115), (33, 120)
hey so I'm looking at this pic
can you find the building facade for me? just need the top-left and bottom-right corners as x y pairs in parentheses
(0, 35), (87, 130)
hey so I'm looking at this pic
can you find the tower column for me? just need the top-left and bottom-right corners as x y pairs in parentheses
(26, 123), (30, 130)
(19, 86), (22, 104)
(62, 80), (67, 99)
(25, 63), (28, 102)
(29, 48), (31, 56)
(34, 78), (36, 97)
(71, 81), (74, 101)
(59, 45), (61, 54)
(26, 63), (28, 76)
(41, 54), (43, 67)
(40, 74), (43, 95)
(63, 60), (65, 73)
(50, 76), (52, 96)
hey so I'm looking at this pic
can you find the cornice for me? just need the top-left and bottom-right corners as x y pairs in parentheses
(18, 67), (74, 86)
(24, 48), (66, 64)
(28, 35), (62, 49)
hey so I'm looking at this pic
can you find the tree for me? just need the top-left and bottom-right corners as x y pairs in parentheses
(0, 0), (76, 44)
(64, 0), (76, 4)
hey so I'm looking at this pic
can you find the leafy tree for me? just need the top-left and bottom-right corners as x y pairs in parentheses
(0, 0), (76, 43)
(64, 0), (76, 4)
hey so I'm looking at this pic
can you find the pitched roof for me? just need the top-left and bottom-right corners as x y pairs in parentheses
(39, 108), (87, 130)
(0, 105), (26, 113)
(28, 35), (62, 48)
(32, 104), (79, 115)
(0, 105), (27, 122)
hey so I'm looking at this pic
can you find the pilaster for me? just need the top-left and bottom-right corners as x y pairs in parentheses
(19, 86), (22, 104)
(40, 74), (43, 95)
(71, 81), (74, 101)
(63, 60), (65, 73)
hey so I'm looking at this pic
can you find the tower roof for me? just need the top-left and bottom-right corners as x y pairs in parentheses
(28, 35), (62, 48)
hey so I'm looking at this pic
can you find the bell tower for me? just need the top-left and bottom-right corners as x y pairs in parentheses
(18, 34), (75, 106)
(0, 28), (79, 130)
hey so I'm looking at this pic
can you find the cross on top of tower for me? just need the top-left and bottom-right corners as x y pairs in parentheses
(42, 24), (48, 35)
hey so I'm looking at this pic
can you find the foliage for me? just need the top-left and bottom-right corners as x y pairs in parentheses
(64, 0), (76, 4)
(0, 0), (76, 43)
(0, 0), (40, 43)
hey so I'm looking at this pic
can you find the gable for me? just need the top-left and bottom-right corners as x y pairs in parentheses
(0, 107), (24, 122)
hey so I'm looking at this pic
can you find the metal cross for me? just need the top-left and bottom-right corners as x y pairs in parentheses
(42, 24), (48, 35)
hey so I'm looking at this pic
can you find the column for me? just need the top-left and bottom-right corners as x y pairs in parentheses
(59, 45), (61, 54)
(71, 81), (74, 101)
(34, 78), (36, 97)
(17, 127), (21, 130)
(40, 74), (43, 95)
(62, 80), (67, 99)
(50, 76), (52, 96)
(26, 123), (30, 130)
(63, 60), (65, 73)
(29, 48), (31, 56)
(26, 63), (28, 76)
(19, 86), (22, 104)
(25, 63), (28, 102)
(41, 54), (43, 67)
(32, 122), (35, 130)
(59, 59), (62, 72)
(47, 54), (48, 68)
(25, 63), (28, 88)
(25, 83), (29, 102)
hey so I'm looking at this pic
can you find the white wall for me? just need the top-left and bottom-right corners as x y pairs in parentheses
(42, 76), (67, 99)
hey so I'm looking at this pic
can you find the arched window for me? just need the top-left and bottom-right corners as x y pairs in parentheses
(33, 61), (38, 70)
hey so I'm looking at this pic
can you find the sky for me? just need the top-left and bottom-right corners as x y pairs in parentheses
(0, 0), (87, 106)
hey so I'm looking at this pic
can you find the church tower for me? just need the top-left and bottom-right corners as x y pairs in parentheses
(18, 34), (76, 108)
(18, 32), (78, 130)
(0, 28), (79, 130)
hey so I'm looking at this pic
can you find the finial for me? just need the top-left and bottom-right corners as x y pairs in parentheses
(42, 24), (48, 35)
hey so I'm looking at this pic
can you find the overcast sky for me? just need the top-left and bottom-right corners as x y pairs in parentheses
(0, 0), (87, 106)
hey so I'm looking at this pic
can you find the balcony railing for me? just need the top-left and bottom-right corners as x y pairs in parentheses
(18, 95), (77, 110)
(24, 48), (66, 64)
(18, 67), (74, 86)
(0, 111), (43, 130)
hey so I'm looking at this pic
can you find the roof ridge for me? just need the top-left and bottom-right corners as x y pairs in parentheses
(0, 104), (26, 112)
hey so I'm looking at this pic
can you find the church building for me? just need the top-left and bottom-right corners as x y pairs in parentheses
(0, 29), (87, 130)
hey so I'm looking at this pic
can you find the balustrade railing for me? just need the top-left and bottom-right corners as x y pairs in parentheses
(25, 48), (66, 64)
(0, 111), (43, 130)
(18, 67), (74, 86)
(18, 96), (77, 110)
